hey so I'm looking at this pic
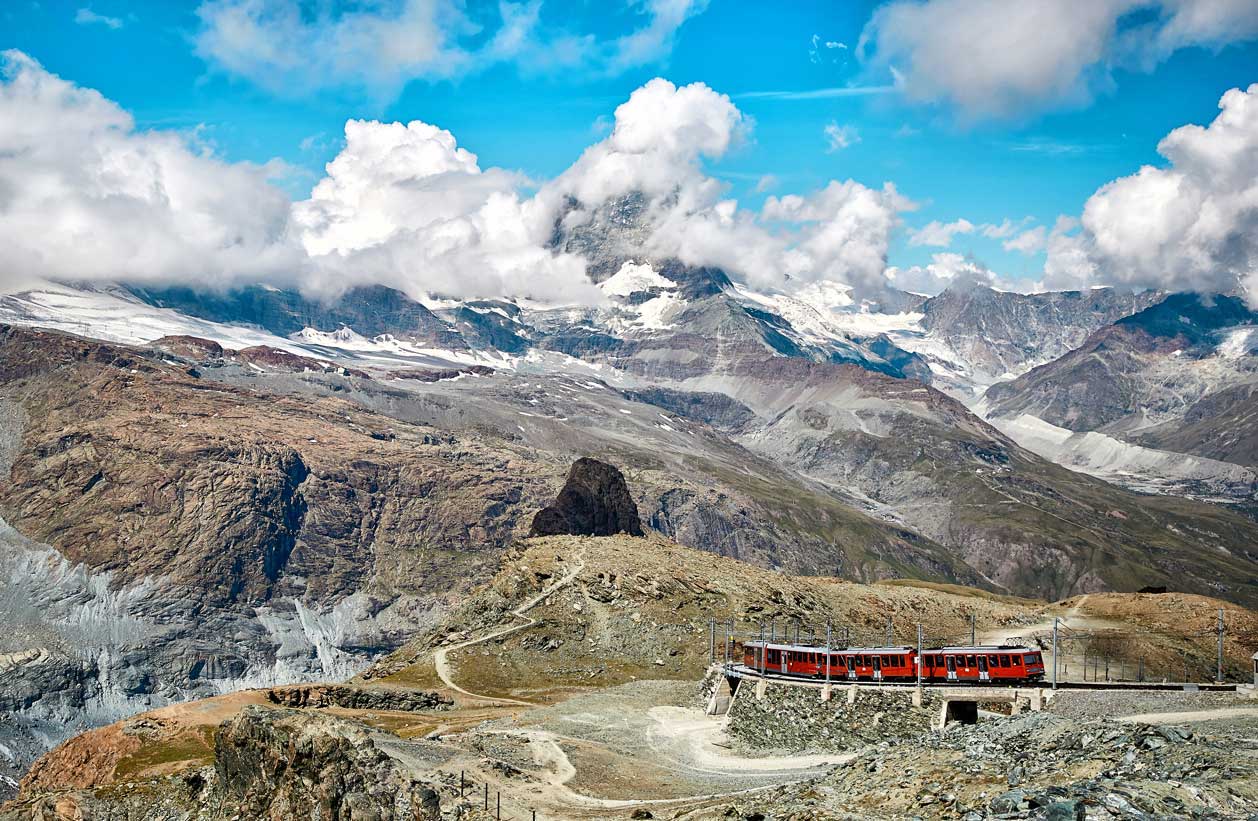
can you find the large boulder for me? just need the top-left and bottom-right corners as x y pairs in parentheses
(529, 458), (644, 537)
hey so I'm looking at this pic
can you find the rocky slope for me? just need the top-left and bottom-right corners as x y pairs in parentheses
(2, 701), (445, 820)
(984, 293), (1258, 439)
(659, 355), (1258, 604)
(918, 285), (1161, 384)
(0, 324), (970, 795)
(367, 533), (1043, 695)
(8, 531), (1254, 820)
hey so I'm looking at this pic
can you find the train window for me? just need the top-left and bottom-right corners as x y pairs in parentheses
(999, 654), (1009, 667)
(965, 655), (975, 667)
(989, 655), (998, 666)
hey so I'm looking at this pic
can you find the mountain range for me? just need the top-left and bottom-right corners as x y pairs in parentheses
(2, 191), (1258, 795)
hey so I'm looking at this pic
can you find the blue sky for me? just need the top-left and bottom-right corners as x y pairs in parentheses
(3, 0), (1257, 294)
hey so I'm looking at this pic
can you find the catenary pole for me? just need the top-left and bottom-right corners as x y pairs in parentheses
(1218, 608), (1225, 683)
(825, 620), (832, 685)
(1052, 617), (1059, 690)
(916, 623), (923, 686)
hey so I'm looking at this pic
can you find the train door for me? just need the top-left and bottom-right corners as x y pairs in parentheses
(978, 655), (990, 682)
(945, 654), (957, 681)
(846, 655), (856, 680)
(781, 650), (788, 676)
(872, 656), (882, 681)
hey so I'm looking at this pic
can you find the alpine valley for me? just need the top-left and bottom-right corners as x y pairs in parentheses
(2, 189), (1258, 798)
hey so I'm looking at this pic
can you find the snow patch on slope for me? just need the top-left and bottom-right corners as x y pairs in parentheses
(993, 413), (1256, 503)
(599, 260), (677, 297)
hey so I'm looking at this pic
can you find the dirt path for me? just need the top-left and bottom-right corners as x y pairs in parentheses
(1118, 706), (1258, 724)
(433, 554), (586, 706)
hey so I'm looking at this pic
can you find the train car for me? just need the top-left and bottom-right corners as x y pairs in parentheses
(832, 647), (918, 681)
(919, 646), (1045, 683)
(742, 642), (1046, 684)
(742, 643), (917, 681)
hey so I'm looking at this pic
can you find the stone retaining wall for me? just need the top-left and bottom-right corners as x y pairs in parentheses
(726, 683), (942, 753)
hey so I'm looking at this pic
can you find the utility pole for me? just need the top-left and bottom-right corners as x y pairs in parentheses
(1217, 608), (1225, 683)
(970, 614), (976, 646)
(916, 623), (923, 686)
(1052, 617), (1059, 690)
(886, 616), (893, 646)
(825, 620), (832, 685)
(708, 619), (715, 664)
(759, 622), (766, 675)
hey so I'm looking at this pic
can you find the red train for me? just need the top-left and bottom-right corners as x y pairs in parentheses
(742, 642), (1046, 684)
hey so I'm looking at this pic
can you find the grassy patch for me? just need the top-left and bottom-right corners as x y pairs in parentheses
(112, 726), (216, 781)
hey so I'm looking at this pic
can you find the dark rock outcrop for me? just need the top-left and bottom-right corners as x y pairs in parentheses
(214, 707), (441, 820)
(530, 458), (644, 537)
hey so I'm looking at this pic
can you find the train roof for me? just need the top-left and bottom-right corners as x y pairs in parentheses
(742, 642), (1036, 653)
(926, 646), (1037, 652)
(742, 642), (916, 652)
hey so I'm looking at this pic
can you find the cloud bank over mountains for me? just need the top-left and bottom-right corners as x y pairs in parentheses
(0, 47), (1256, 306)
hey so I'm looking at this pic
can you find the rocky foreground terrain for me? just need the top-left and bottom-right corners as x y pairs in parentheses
(5, 530), (1255, 820)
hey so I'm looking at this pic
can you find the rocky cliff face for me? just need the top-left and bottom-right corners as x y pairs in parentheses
(3, 706), (443, 820)
(530, 458), (645, 537)
(984, 293), (1258, 437)
(920, 285), (1161, 381)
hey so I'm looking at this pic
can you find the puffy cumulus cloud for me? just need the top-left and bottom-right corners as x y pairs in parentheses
(644, 180), (916, 296)
(1044, 83), (1258, 299)
(194, 0), (708, 101)
(909, 218), (975, 247)
(858, 0), (1258, 120)
(0, 50), (299, 291)
(549, 79), (914, 299)
(885, 252), (996, 295)
(293, 118), (598, 303)
(552, 78), (745, 208)
(0, 58), (913, 307)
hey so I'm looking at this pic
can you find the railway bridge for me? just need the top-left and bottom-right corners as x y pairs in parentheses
(708, 663), (1239, 730)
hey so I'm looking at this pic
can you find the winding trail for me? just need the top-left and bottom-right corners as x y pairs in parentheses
(432, 553), (586, 706)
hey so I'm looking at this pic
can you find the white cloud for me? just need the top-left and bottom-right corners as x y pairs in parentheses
(858, 0), (1258, 120)
(1044, 83), (1258, 298)
(754, 174), (778, 192)
(75, 7), (123, 29)
(909, 218), (974, 247)
(809, 33), (848, 63)
(194, 0), (708, 101)
(645, 180), (915, 296)
(824, 121), (860, 152)
(294, 118), (598, 303)
(0, 55), (916, 306)
(1003, 225), (1048, 254)
(552, 78), (746, 207)
(980, 218), (1021, 239)
(0, 50), (298, 291)
(886, 252), (995, 295)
